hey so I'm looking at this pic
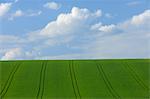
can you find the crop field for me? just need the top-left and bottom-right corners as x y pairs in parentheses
(0, 59), (149, 99)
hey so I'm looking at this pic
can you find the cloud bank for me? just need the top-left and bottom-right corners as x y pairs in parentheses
(0, 7), (150, 60)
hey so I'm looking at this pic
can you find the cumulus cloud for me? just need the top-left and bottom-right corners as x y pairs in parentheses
(0, 1), (21, 18)
(0, 3), (12, 17)
(40, 7), (101, 36)
(28, 6), (102, 49)
(0, 7), (150, 60)
(99, 24), (116, 32)
(44, 2), (61, 10)
(130, 10), (150, 25)
(0, 35), (27, 59)
(85, 9), (150, 59)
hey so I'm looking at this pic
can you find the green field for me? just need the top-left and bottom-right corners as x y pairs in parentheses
(0, 59), (149, 99)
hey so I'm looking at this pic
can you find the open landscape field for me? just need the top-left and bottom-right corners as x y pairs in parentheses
(0, 59), (149, 99)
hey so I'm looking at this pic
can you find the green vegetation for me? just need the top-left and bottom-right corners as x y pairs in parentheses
(0, 59), (149, 99)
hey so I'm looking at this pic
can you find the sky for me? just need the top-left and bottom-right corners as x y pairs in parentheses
(0, 0), (150, 60)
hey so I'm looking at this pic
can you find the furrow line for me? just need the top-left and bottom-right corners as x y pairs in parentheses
(95, 61), (120, 99)
(40, 61), (47, 99)
(0, 63), (17, 95)
(69, 61), (77, 98)
(123, 62), (149, 91)
(71, 60), (81, 99)
(36, 62), (45, 99)
(0, 62), (21, 98)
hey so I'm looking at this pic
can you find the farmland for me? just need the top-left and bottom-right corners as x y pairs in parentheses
(0, 59), (149, 99)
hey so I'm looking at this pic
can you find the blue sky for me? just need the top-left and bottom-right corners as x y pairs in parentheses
(0, 0), (150, 60)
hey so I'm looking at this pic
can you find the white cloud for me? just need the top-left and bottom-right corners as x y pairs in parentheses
(0, 3), (12, 17)
(1, 47), (40, 60)
(99, 24), (116, 32)
(39, 7), (102, 37)
(0, 35), (27, 58)
(1, 48), (25, 60)
(28, 11), (42, 16)
(91, 22), (102, 30)
(95, 9), (102, 17)
(14, 10), (23, 16)
(0, 1), (20, 18)
(44, 2), (61, 10)
(85, 9), (150, 59)
(9, 10), (42, 20)
(27, 8), (150, 59)
(0, 7), (150, 60)
(26, 7), (102, 52)
(130, 10), (150, 25)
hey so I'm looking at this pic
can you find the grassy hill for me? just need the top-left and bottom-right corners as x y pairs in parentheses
(0, 59), (149, 99)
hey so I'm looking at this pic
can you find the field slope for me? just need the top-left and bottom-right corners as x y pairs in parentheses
(0, 59), (149, 99)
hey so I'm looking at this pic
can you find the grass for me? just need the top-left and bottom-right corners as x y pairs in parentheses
(0, 59), (149, 99)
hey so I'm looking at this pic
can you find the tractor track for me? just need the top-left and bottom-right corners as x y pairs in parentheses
(0, 63), (17, 95)
(71, 60), (81, 99)
(0, 62), (21, 98)
(69, 60), (81, 99)
(123, 62), (149, 91)
(41, 61), (47, 98)
(36, 62), (44, 98)
(36, 61), (47, 99)
(69, 61), (77, 98)
(95, 61), (120, 99)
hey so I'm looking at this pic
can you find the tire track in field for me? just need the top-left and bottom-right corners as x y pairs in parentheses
(36, 61), (47, 99)
(69, 60), (77, 98)
(71, 60), (81, 99)
(0, 62), (22, 98)
(41, 61), (47, 98)
(36, 62), (44, 98)
(123, 62), (149, 91)
(69, 60), (81, 99)
(95, 61), (120, 99)
(0, 63), (17, 95)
